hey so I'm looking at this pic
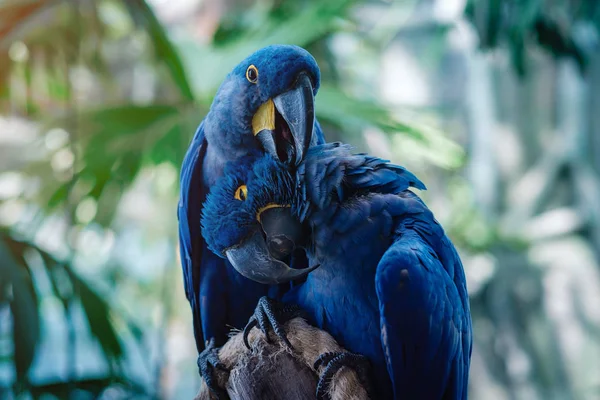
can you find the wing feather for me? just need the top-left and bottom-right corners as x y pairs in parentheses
(178, 122), (208, 351)
(375, 228), (471, 399)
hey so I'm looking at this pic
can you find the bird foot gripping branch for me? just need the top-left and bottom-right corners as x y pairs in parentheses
(178, 45), (326, 376)
(243, 296), (303, 350)
(197, 338), (230, 399)
(314, 352), (375, 400)
(194, 317), (370, 400)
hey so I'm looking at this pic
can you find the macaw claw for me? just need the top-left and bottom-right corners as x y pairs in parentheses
(197, 338), (229, 400)
(314, 351), (374, 400)
(243, 296), (303, 350)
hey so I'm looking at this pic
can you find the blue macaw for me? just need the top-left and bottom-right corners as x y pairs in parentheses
(177, 45), (326, 384)
(200, 143), (472, 399)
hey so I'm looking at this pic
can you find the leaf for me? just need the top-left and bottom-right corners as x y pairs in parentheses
(4, 235), (128, 369)
(463, 0), (599, 76)
(316, 85), (464, 169)
(0, 234), (40, 386)
(35, 258), (122, 362)
(47, 184), (70, 209)
(0, 0), (195, 117)
(174, 0), (353, 98)
(45, 105), (191, 217)
(121, 0), (194, 101)
(71, 272), (123, 361)
(27, 376), (148, 398)
(484, 0), (502, 49)
(316, 84), (425, 141)
(148, 109), (197, 166)
(509, 27), (527, 76)
(10, 273), (39, 386)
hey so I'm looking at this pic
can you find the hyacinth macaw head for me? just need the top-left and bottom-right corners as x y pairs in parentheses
(203, 44), (321, 165)
(201, 152), (316, 284)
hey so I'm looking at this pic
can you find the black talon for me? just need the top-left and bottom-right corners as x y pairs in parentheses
(242, 296), (303, 350)
(314, 352), (339, 370)
(197, 338), (229, 400)
(314, 351), (374, 400)
(243, 318), (259, 349)
(257, 309), (274, 343)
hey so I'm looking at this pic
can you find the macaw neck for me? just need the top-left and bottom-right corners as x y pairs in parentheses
(202, 138), (259, 187)
(202, 145), (227, 187)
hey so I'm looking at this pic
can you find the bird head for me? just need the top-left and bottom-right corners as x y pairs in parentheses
(201, 153), (318, 284)
(204, 45), (320, 166)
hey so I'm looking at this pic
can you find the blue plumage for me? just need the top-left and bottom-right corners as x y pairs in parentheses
(201, 153), (295, 258)
(178, 45), (325, 353)
(201, 143), (472, 399)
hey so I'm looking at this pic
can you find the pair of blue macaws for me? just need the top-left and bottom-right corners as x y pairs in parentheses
(178, 45), (472, 399)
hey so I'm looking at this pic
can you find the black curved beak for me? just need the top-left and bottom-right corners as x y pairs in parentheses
(225, 206), (318, 284)
(225, 231), (318, 285)
(259, 206), (304, 260)
(253, 73), (315, 166)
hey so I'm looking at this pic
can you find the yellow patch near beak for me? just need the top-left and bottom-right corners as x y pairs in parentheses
(256, 203), (291, 222)
(252, 99), (275, 136)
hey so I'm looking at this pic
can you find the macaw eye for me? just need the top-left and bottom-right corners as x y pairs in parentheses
(246, 65), (258, 83)
(234, 185), (248, 201)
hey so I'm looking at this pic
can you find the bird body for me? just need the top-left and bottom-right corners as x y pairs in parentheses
(284, 143), (472, 399)
(178, 45), (325, 352)
(201, 143), (472, 399)
(287, 190), (471, 398)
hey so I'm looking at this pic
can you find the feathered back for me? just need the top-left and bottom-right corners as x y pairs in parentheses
(294, 142), (426, 221)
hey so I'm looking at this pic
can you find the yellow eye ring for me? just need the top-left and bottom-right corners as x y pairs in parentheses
(246, 65), (258, 83)
(234, 185), (248, 201)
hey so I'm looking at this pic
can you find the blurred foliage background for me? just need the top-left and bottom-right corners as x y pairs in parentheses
(1, 0), (600, 399)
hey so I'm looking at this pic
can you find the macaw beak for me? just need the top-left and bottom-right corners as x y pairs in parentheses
(224, 206), (318, 284)
(252, 73), (315, 166)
